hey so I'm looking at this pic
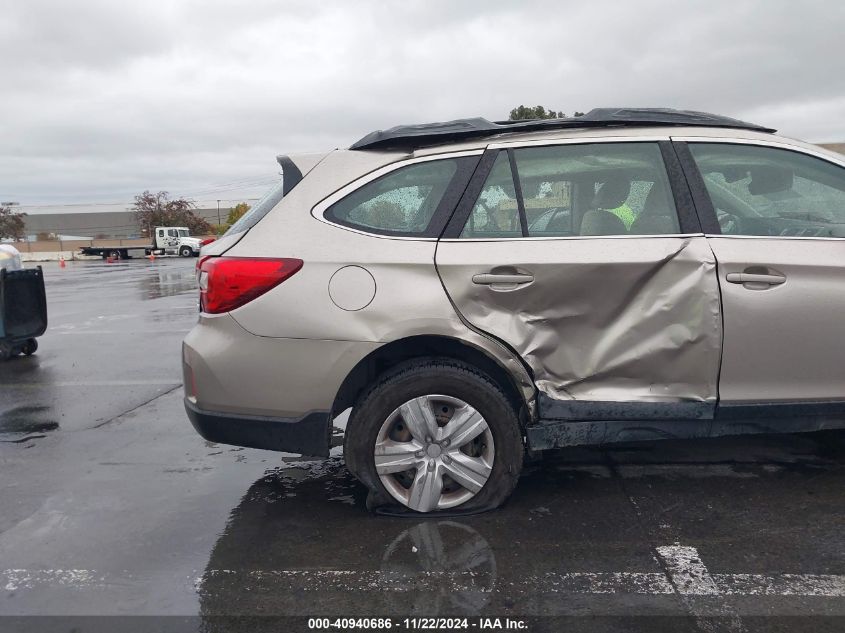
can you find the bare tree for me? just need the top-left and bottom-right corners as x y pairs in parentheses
(132, 191), (212, 236)
(0, 205), (27, 241)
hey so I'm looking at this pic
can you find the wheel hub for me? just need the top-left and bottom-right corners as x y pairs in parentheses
(425, 443), (442, 458)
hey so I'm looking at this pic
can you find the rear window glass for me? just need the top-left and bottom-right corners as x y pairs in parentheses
(225, 179), (284, 236)
(325, 159), (459, 236)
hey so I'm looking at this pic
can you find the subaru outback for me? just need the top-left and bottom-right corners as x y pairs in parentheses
(183, 108), (845, 513)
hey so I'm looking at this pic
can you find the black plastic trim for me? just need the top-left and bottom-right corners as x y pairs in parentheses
(350, 108), (775, 151)
(526, 415), (845, 450)
(323, 155), (480, 239)
(528, 397), (845, 450)
(671, 141), (721, 234)
(538, 394), (714, 421)
(716, 400), (845, 419)
(659, 141), (702, 234)
(507, 149), (529, 237)
(184, 399), (331, 457)
(441, 149), (500, 238)
(277, 155), (303, 196)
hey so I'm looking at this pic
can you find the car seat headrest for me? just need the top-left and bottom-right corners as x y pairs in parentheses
(592, 178), (631, 209)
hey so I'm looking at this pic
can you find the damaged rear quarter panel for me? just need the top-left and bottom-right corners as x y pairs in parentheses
(435, 236), (721, 405)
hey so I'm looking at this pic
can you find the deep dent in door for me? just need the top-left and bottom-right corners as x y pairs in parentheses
(437, 237), (721, 406)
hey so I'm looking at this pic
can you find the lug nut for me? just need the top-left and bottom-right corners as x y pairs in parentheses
(415, 450), (424, 458)
(441, 439), (450, 447)
(427, 461), (435, 471)
(442, 454), (452, 464)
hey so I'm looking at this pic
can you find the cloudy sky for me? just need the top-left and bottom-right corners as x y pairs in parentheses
(2, 0), (844, 210)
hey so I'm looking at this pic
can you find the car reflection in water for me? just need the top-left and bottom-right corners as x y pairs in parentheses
(196, 457), (496, 621)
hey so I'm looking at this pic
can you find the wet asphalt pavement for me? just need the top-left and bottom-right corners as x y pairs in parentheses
(1, 258), (843, 632)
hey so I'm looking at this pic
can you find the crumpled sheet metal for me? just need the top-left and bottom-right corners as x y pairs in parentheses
(437, 237), (721, 405)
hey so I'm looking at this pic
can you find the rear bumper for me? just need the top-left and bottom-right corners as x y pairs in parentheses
(184, 398), (331, 457)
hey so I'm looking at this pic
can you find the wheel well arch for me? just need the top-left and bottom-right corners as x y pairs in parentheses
(331, 335), (529, 422)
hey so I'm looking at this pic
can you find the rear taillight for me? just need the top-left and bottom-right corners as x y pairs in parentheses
(199, 257), (303, 314)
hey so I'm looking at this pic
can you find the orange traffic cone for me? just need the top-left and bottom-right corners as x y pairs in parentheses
(148, 252), (155, 261)
(59, 257), (66, 268)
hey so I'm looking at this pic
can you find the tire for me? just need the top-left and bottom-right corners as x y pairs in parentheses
(108, 250), (121, 259)
(179, 246), (193, 257)
(345, 359), (524, 513)
(0, 343), (11, 361)
(22, 338), (38, 356)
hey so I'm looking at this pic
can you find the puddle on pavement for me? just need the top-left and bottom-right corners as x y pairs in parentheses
(0, 405), (59, 435)
(139, 266), (198, 300)
(198, 457), (497, 616)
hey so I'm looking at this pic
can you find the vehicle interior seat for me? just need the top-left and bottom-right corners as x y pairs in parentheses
(629, 181), (680, 234)
(580, 177), (631, 235)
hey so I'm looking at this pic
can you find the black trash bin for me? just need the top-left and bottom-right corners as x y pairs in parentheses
(0, 266), (47, 360)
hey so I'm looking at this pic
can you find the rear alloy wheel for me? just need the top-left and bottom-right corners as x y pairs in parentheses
(345, 360), (523, 513)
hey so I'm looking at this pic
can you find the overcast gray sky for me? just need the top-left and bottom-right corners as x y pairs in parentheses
(2, 0), (844, 208)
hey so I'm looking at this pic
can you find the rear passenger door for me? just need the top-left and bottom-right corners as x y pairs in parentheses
(435, 139), (722, 420)
(679, 139), (845, 405)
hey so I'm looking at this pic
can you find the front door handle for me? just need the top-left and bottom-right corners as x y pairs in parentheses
(725, 272), (786, 285)
(472, 273), (534, 285)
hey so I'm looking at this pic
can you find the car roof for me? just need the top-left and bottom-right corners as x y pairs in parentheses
(349, 108), (775, 152)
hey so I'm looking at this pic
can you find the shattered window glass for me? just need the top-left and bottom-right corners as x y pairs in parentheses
(460, 153), (521, 238)
(689, 143), (845, 237)
(327, 159), (458, 235)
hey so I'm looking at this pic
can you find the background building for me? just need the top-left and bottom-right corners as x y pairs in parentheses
(20, 200), (259, 239)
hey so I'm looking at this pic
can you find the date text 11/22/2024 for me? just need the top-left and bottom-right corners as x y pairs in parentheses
(307, 617), (529, 630)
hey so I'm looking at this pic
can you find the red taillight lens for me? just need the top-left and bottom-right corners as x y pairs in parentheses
(199, 257), (303, 314)
(200, 238), (216, 246)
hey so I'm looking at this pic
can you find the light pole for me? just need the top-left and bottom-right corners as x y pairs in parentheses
(217, 199), (221, 226)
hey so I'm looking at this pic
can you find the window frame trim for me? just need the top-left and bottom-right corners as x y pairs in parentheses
(670, 136), (845, 240)
(313, 150), (483, 240)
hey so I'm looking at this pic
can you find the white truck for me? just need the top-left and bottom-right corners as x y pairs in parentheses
(80, 227), (207, 260)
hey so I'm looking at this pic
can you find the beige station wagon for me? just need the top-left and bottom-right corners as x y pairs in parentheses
(183, 108), (845, 513)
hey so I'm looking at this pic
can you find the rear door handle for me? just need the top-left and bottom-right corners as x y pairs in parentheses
(725, 272), (786, 285)
(472, 273), (534, 285)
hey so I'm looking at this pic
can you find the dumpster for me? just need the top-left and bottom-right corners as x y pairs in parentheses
(0, 266), (47, 360)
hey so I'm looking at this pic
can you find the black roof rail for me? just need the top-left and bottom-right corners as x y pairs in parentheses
(350, 108), (776, 151)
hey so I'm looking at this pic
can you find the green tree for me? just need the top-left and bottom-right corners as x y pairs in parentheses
(508, 105), (564, 121)
(132, 191), (213, 236)
(0, 205), (27, 241)
(226, 202), (250, 226)
(508, 106), (586, 120)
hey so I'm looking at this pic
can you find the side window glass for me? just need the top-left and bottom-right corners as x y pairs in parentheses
(517, 143), (679, 237)
(326, 159), (459, 235)
(688, 143), (845, 237)
(168, 229), (177, 237)
(458, 143), (680, 238)
(460, 153), (521, 237)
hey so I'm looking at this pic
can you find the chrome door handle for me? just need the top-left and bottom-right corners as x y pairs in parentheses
(472, 273), (534, 285)
(726, 272), (786, 285)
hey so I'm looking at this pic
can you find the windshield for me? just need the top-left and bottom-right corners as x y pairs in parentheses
(226, 179), (285, 236)
(178, 229), (189, 237)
